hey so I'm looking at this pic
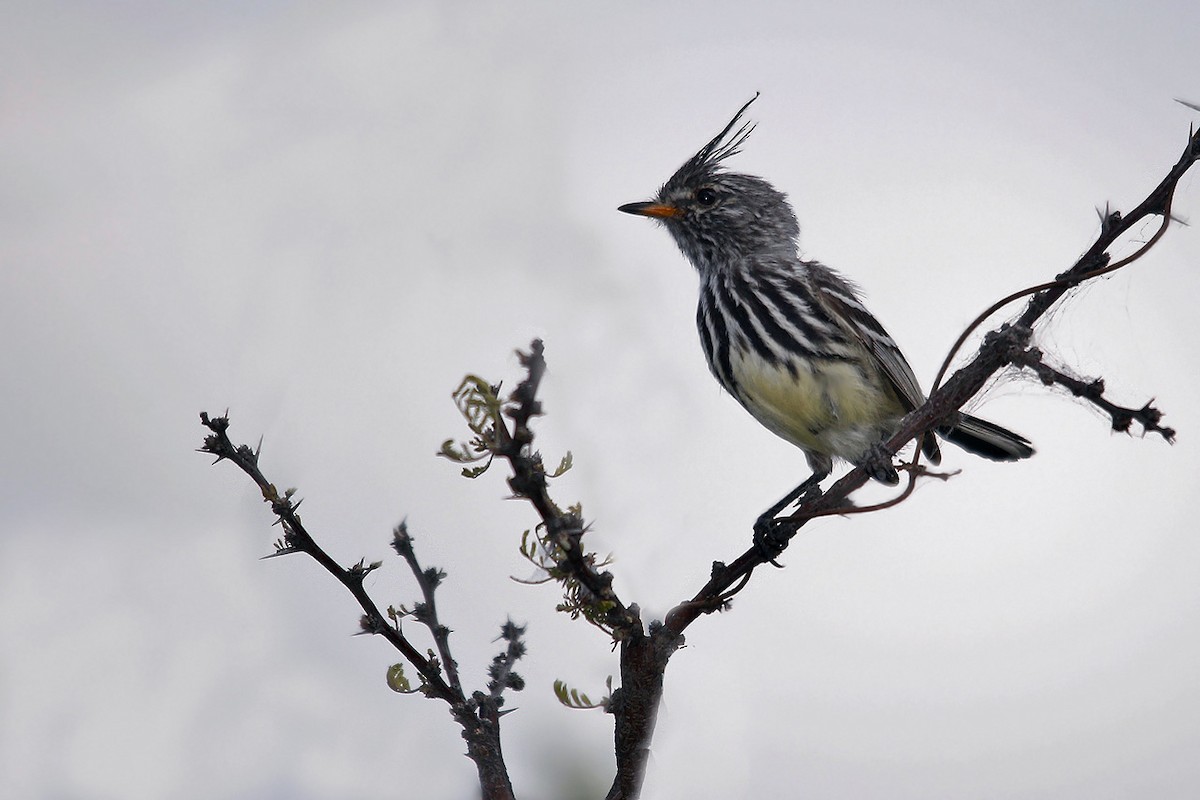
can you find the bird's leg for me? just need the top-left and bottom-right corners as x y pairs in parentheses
(753, 470), (828, 563)
(757, 474), (826, 523)
(859, 443), (900, 485)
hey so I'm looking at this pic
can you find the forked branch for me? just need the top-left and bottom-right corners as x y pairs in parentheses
(198, 413), (518, 800)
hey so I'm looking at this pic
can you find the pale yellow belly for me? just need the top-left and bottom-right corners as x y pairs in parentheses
(730, 349), (903, 463)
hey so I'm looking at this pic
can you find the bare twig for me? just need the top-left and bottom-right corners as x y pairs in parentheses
(391, 521), (463, 694)
(487, 620), (528, 702)
(198, 413), (457, 701)
(198, 413), (516, 800)
(1011, 347), (1175, 441)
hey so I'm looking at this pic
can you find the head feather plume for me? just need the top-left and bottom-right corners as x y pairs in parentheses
(668, 93), (759, 188)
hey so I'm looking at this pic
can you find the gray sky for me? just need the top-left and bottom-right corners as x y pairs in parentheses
(3, 2), (1199, 798)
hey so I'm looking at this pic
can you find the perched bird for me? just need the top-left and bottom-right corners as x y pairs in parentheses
(618, 96), (1033, 519)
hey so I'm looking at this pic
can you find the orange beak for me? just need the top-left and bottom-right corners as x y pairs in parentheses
(617, 201), (682, 219)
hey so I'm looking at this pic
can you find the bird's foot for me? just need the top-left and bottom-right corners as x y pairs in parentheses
(861, 444), (900, 485)
(751, 471), (828, 566)
(752, 513), (788, 568)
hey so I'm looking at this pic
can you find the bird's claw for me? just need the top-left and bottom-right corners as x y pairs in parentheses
(861, 444), (899, 485)
(752, 514), (787, 567)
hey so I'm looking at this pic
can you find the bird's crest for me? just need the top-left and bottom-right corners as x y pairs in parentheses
(671, 93), (759, 185)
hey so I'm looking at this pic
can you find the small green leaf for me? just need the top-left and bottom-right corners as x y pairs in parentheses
(439, 438), (486, 464)
(553, 679), (603, 710)
(461, 459), (493, 479)
(387, 664), (413, 693)
(547, 451), (573, 478)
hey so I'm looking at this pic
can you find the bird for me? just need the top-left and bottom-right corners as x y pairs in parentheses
(618, 95), (1033, 527)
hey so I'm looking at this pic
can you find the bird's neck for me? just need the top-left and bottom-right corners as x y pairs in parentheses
(692, 246), (806, 281)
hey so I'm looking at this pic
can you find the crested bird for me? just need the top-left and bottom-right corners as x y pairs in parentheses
(618, 95), (1033, 529)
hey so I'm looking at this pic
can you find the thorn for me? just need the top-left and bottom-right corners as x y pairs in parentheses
(1095, 202), (1121, 233)
(260, 549), (297, 560)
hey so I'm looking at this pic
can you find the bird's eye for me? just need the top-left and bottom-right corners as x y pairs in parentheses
(695, 187), (718, 206)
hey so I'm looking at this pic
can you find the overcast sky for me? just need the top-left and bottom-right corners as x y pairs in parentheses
(3, 2), (1199, 798)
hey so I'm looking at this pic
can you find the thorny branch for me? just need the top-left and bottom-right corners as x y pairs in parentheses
(1010, 346), (1176, 441)
(499, 344), (641, 637)
(487, 620), (528, 701)
(390, 521), (462, 694)
(198, 414), (454, 701)
(198, 414), (519, 800)
(444, 341), (681, 800)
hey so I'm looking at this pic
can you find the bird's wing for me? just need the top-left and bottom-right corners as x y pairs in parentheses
(810, 268), (927, 412)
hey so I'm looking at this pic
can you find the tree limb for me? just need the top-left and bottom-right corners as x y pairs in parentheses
(198, 413), (518, 800)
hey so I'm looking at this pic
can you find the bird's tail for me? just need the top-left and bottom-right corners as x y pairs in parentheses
(939, 414), (1035, 462)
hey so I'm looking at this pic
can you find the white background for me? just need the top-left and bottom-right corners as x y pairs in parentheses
(3, 2), (1199, 798)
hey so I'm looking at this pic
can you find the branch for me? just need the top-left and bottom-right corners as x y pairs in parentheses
(500, 343), (641, 637)
(450, 342), (681, 800)
(198, 413), (516, 800)
(487, 620), (528, 702)
(391, 521), (463, 694)
(1011, 347), (1176, 441)
(198, 413), (456, 701)
(496, 345), (682, 800)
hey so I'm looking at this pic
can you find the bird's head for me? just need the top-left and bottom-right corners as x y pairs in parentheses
(619, 94), (800, 274)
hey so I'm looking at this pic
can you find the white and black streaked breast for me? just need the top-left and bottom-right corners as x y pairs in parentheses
(693, 262), (859, 400)
(693, 262), (911, 464)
